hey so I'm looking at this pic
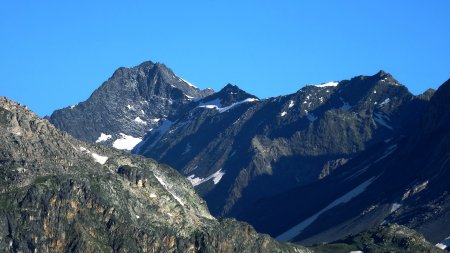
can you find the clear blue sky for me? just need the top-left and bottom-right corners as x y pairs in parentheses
(1, 1), (449, 116)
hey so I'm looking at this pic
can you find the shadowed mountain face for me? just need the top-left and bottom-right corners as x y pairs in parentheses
(0, 96), (310, 253)
(137, 70), (429, 218)
(235, 79), (450, 247)
(46, 60), (450, 250)
(48, 61), (213, 150)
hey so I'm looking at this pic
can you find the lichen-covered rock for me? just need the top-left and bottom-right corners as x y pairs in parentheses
(0, 96), (310, 253)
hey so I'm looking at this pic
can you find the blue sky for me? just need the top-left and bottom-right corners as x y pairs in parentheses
(1, 1), (449, 116)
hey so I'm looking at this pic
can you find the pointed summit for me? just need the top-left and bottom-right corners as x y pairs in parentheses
(202, 83), (258, 107)
(375, 69), (388, 77)
(49, 60), (213, 145)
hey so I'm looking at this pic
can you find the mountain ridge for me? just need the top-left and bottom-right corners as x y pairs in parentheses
(44, 60), (450, 249)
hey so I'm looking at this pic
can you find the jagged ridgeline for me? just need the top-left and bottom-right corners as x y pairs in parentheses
(47, 60), (450, 250)
(0, 97), (309, 252)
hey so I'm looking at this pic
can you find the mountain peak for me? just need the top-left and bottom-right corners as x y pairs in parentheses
(375, 70), (389, 77)
(49, 60), (213, 144)
(220, 83), (244, 93)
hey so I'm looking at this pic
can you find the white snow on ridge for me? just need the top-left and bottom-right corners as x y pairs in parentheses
(276, 176), (377, 241)
(154, 174), (185, 206)
(199, 98), (222, 109)
(198, 98), (259, 113)
(134, 117), (147, 125)
(313, 81), (339, 88)
(187, 169), (225, 186)
(112, 133), (142, 151)
(127, 104), (135, 110)
(95, 133), (112, 143)
(180, 77), (198, 88)
(91, 153), (108, 165)
(281, 111), (287, 117)
(78, 146), (108, 165)
(436, 236), (450, 250)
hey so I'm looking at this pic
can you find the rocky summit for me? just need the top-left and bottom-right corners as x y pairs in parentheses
(0, 97), (310, 252)
(48, 61), (213, 151)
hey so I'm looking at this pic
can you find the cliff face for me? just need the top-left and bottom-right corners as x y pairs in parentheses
(0, 96), (309, 253)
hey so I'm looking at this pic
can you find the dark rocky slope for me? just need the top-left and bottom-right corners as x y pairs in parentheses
(235, 79), (450, 247)
(0, 97), (309, 253)
(138, 71), (429, 218)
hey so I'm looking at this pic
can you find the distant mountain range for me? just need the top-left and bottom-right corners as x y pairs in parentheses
(46, 60), (450, 251)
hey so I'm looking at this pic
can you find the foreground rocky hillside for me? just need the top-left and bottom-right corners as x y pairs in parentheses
(0, 97), (309, 252)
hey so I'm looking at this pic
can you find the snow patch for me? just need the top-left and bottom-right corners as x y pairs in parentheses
(179, 77), (198, 88)
(276, 176), (377, 241)
(112, 133), (142, 151)
(373, 144), (398, 164)
(95, 133), (112, 143)
(154, 174), (185, 206)
(182, 143), (191, 155)
(307, 113), (318, 122)
(79, 146), (108, 165)
(127, 104), (135, 110)
(134, 117), (147, 125)
(91, 153), (108, 165)
(187, 169), (225, 187)
(436, 236), (450, 250)
(288, 100), (295, 108)
(390, 203), (402, 213)
(198, 98), (258, 113)
(70, 103), (78, 109)
(380, 98), (391, 106)
(146, 120), (174, 148)
(374, 112), (393, 130)
(281, 111), (287, 117)
(313, 81), (339, 88)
